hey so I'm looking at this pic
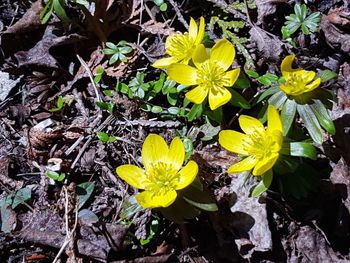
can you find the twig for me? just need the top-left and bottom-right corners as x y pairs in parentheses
(76, 54), (101, 102)
(52, 186), (79, 263)
(206, 0), (246, 20)
(168, 0), (189, 29)
(137, 0), (144, 45)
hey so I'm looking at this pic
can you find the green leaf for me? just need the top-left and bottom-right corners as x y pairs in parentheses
(106, 42), (118, 49)
(281, 99), (297, 135)
(289, 142), (317, 160)
(103, 89), (113, 97)
(310, 100), (335, 134)
(77, 182), (95, 210)
(205, 107), (223, 124)
(318, 69), (338, 82)
(297, 104), (324, 144)
(109, 53), (120, 64)
(96, 131), (110, 142)
(167, 107), (180, 115)
(94, 67), (104, 84)
(96, 101), (114, 113)
(244, 69), (259, 78)
(50, 96), (64, 112)
(46, 171), (65, 181)
(183, 137), (193, 161)
(183, 196), (218, 212)
(255, 86), (280, 104)
(119, 196), (143, 221)
(229, 88), (251, 109)
(53, 0), (70, 24)
(167, 92), (178, 106)
(187, 103), (203, 121)
(159, 3), (168, 11)
(233, 71), (251, 89)
(151, 105), (163, 114)
(140, 219), (159, 245)
(268, 90), (288, 109)
(251, 170), (273, 197)
(40, 0), (54, 24)
(12, 188), (31, 209)
(257, 73), (278, 86)
(153, 0), (164, 6)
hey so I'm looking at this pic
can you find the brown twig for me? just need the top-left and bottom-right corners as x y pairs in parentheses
(168, 0), (189, 29)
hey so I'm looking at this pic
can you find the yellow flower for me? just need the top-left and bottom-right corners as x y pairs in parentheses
(280, 55), (321, 96)
(219, 105), (283, 176)
(167, 39), (240, 110)
(116, 134), (198, 208)
(152, 17), (205, 68)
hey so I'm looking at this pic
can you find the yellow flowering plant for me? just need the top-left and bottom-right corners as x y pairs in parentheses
(257, 55), (335, 144)
(116, 134), (217, 219)
(152, 17), (205, 68)
(167, 39), (241, 110)
(219, 105), (317, 197)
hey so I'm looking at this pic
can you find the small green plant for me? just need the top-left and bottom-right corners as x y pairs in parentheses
(94, 67), (104, 84)
(46, 171), (66, 182)
(50, 96), (65, 112)
(40, 0), (70, 24)
(103, 41), (133, 64)
(96, 131), (117, 143)
(282, 4), (321, 41)
(153, 0), (168, 12)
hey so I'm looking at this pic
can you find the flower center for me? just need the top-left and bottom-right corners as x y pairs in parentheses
(166, 33), (194, 62)
(144, 162), (179, 194)
(197, 61), (230, 91)
(284, 72), (309, 95)
(242, 128), (280, 159)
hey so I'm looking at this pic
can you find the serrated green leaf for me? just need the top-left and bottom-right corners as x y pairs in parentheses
(310, 100), (336, 134)
(251, 170), (273, 197)
(297, 104), (324, 144)
(281, 99), (297, 135)
(77, 182), (94, 210)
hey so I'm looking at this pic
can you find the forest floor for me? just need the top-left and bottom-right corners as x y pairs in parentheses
(0, 0), (350, 262)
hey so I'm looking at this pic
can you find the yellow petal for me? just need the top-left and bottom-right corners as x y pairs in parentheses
(167, 137), (185, 171)
(208, 86), (231, 110)
(219, 130), (249, 155)
(252, 153), (279, 176)
(281, 55), (296, 72)
(185, 85), (208, 104)
(195, 17), (205, 45)
(224, 68), (240, 86)
(210, 39), (235, 71)
(192, 44), (208, 68)
(176, 160), (198, 190)
(305, 77), (321, 93)
(302, 71), (316, 83)
(142, 134), (168, 170)
(168, 64), (199, 86)
(116, 165), (146, 189)
(136, 190), (177, 208)
(279, 84), (293, 95)
(188, 17), (198, 42)
(239, 115), (265, 135)
(267, 105), (283, 133)
(152, 57), (177, 68)
(227, 155), (257, 174)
